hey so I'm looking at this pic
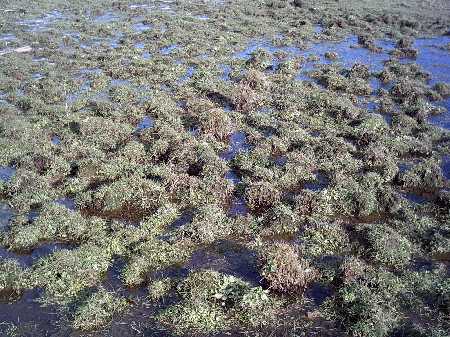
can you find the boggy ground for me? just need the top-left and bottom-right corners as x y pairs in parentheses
(0, 0), (449, 336)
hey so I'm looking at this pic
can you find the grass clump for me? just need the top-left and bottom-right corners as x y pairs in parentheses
(182, 204), (232, 244)
(260, 203), (300, 236)
(198, 107), (233, 141)
(325, 258), (404, 337)
(398, 159), (445, 192)
(231, 71), (267, 113)
(72, 288), (128, 331)
(159, 270), (277, 335)
(358, 224), (413, 269)
(245, 181), (281, 213)
(7, 203), (107, 250)
(300, 222), (351, 258)
(258, 242), (318, 293)
(0, 259), (27, 298)
(82, 173), (168, 219)
(79, 117), (133, 151)
(331, 172), (397, 217)
(148, 277), (173, 302)
(31, 244), (112, 305)
(121, 238), (191, 287)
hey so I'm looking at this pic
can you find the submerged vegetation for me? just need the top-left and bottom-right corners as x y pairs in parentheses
(0, 0), (449, 336)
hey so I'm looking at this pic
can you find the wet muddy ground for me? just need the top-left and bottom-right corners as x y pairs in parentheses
(0, 0), (449, 336)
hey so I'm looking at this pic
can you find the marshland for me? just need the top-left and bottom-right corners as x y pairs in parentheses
(0, 0), (449, 336)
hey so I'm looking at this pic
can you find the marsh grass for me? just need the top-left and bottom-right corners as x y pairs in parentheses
(0, 0), (449, 336)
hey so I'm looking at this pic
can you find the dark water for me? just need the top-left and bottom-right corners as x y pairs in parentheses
(304, 172), (329, 191)
(167, 210), (194, 230)
(402, 193), (430, 204)
(220, 131), (252, 161)
(228, 196), (248, 217)
(160, 44), (178, 55)
(236, 35), (450, 130)
(305, 283), (332, 306)
(442, 155), (450, 180)
(0, 243), (75, 267)
(225, 170), (241, 185)
(135, 116), (155, 132)
(0, 203), (14, 231)
(186, 240), (261, 285)
(55, 197), (76, 211)
(0, 166), (16, 182)
(274, 155), (288, 167)
(0, 289), (62, 336)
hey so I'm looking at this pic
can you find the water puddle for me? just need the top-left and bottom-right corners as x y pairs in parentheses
(0, 288), (61, 335)
(160, 44), (178, 55)
(194, 15), (209, 21)
(79, 67), (103, 76)
(103, 258), (147, 298)
(402, 193), (430, 204)
(0, 203), (14, 232)
(225, 170), (241, 185)
(236, 35), (395, 79)
(186, 240), (260, 285)
(398, 162), (414, 174)
(55, 198), (76, 211)
(51, 135), (61, 145)
(142, 51), (152, 60)
(219, 63), (232, 81)
(109, 33), (124, 49)
(0, 166), (16, 182)
(30, 243), (75, 262)
(17, 10), (64, 32)
(94, 12), (119, 23)
(220, 132), (252, 161)
(304, 172), (329, 191)
(133, 22), (152, 33)
(228, 196), (248, 217)
(135, 116), (155, 132)
(305, 283), (332, 306)
(31, 73), (45, 80)
(396, 36), (450, 129)
(235, 39), (301, 62)
(0, 242), (74, 267)
(442, 155), (450, 180)
(167, 210), (194, 230)
(177, 66), (196, 84)
(0, 34), (17, 42)
(299, 37), (394, 79)
(273, 155), (288, 167)
(313, 25), (324, 34)
(412, 36), (450, 86)
(111, 79), (131, 87)
(134, 42), (145, 49)
(129, 4), (152, 10)
(28, 208), (40, 223)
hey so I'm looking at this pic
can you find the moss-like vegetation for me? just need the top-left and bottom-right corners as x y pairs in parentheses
(72, 288), (129, 331)
(0, 0), (449, 335)
(0, 259), (27, 298)
(258, 242), (318, 293)
(158, 270), (279, 334)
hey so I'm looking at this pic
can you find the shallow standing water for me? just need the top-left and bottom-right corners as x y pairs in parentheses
(0, 1), (449, 336)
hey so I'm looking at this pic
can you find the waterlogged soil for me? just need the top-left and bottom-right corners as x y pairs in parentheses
(0, 1), (450, 337)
